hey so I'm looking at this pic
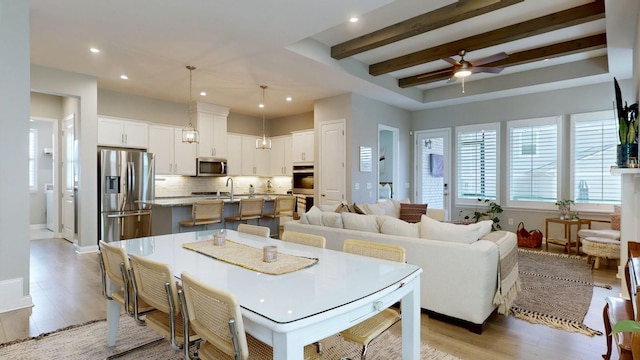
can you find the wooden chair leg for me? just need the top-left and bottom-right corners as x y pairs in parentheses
(594, 257), (601, 269)
(603, 303), (612, 360)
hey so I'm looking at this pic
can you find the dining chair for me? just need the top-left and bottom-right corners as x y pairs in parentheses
(341, 239), (405, 360)
(237, 223), (271, 238)
(224, 198), (264, 229)
(98, 240), (155, 324)
(281, 230), (326, 248)
(98, 241), (163, 358)
(178, 271), (322, 360)
(179, 200), (224, 232)
(128, 253), (199, 351)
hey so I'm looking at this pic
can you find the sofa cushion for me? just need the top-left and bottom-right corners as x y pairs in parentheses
(321, 212), (343, 228)
(301, 206), (323, 225)
(341, 212), (380, 233)
(420, 215), (484, 244)
(379, 216), (420, 238)
(400, 203), (428, 223)
(318, 204), (338, 212)
(360, 202), (387, 216)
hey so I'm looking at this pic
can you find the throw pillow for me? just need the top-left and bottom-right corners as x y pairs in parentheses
(321, 212), (343, 228)
(419, 215), (482, 244)
(348, 203), (366, 215)
(379, 216), (420, 238)
(341, 212), (380, 233)
(304, 206), (323, 226)
(335, 203), (350, 213)
(400, 203), (428, 223)
(477, 220), (493, 239)
(384, 199), (400, 218)
(318, 204), (338, 212)
(361, 202), (386, 216)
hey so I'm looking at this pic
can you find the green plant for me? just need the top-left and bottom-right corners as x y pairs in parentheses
(554, 199), (574, 207)
(460, 198), (503, 231)
(614, 77), (639, 145)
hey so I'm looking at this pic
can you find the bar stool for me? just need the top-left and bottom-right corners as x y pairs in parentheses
(262, 196), (295, 238)
(178, 200), (223, 232)
(224, 198), (264, 229)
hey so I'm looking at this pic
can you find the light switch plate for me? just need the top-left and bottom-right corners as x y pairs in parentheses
(355, 183), (360, 190)
(366, 182), (372, 189)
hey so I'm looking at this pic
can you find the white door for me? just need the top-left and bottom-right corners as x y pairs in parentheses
(415, 129), (451, 218)
(319, 121), (345, 206)
(61, 114), (75, 242)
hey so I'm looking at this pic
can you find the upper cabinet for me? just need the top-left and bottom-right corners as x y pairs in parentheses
(149, 125), (196, 176)
(98, 116), (148, 149)
(241, 135), (270, 176)
(226, 134), (242, 176)
(270, 135), (292, 176)
(292, 130), (314, 164)
(193, 102), (229, 159)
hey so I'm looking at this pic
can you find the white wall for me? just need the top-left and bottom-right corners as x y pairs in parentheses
(29, 120), (54, 226)
(0, 0), (32, 312)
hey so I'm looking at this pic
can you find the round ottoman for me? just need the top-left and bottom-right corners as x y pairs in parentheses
(581, 236), (621, 269)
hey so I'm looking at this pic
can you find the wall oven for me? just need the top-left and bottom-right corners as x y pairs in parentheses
(292, 165), (314, 195)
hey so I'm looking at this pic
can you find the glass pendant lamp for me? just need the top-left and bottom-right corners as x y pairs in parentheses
(256, 85), (272, 149)
(182, 65), (199, 144)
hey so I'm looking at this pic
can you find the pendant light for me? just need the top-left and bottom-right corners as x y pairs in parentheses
(182, 65), (199, 144)
(256, 85), (272, 150)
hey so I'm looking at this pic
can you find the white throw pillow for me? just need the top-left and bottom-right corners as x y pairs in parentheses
(304, 206), (323, 226)
(361, 202), (386, 216)
(477, 220), (493, 239)
(318, 204), (338, 212)
(321, 212), (343, 228)
(383, 199), (399, 218)
(341, 212), (380, 233)
(419, 215), (482, 244)
(379, 216), (420, 238)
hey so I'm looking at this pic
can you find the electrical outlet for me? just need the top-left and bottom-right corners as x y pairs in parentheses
(508, 218), (514, 225)
(369, 191), (372, 197)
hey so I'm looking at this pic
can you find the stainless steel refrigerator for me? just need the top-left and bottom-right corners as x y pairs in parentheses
(98, 149), (154, 242)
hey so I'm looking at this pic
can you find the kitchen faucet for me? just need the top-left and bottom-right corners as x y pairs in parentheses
(226, 177), (234, 201)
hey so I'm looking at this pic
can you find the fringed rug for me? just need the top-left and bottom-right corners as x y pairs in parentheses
(0, 315), (461, 360)
(510, 249), (611, 336)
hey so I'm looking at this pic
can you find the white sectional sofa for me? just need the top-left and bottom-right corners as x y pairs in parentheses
(283, 202), (518, 333)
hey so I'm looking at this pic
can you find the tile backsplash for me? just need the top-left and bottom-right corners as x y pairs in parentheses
(154, 175), (292, 198)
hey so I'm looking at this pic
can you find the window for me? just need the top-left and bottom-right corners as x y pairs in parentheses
(456, 123), (499, 205)
(570, 110), (620, 211)
(29, 128), (37, 192)
(507, 117), (560, 208)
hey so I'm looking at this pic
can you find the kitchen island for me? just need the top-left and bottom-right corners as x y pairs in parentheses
(141, 194), (282, 235)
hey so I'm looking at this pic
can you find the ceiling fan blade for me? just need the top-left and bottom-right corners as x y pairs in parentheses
(471, 66), (504, 74)
(442, 57), (459, 66)
(471, 52), (508, 66)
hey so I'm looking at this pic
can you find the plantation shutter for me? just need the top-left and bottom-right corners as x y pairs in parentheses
(456, 123), (498, 204)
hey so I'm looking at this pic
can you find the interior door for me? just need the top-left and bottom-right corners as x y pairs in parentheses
(415, 129), (450, 218)
(319, 120), (345, 206)
(61, 114), (75, 242)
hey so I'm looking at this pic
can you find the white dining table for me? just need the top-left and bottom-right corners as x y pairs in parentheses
(105, 229), (423, 360)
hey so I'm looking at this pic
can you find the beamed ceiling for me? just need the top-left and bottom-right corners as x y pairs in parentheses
(29, 0), (637, 116)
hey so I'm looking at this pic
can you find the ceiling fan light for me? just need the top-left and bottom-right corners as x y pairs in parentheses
(454, 69), (472, 78)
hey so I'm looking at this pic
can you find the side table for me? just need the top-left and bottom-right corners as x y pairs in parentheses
(545, 218), (591, 255)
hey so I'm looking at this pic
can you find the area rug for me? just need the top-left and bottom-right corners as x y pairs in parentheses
(0, 315), (460, 360)
(510, 249), (610, 336)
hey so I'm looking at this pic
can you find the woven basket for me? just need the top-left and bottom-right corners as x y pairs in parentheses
(517, 222), (543, 248)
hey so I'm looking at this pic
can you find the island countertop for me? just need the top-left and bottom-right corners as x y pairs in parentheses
(141, 194), (286, 207)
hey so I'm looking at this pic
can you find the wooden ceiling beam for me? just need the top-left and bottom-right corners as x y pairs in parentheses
(398, 33), (607, 87)
(330, 0), (523, 60)
(370, 0), (605, 76)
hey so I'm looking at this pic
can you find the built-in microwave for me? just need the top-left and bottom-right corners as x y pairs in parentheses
(196, 158), (227, 177)
(292, 165), (314, 195)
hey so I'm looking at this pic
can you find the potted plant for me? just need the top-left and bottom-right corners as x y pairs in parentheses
(555, 199), (574, 220)
(614, 77), (639, 167)
(460, 198), (503, 231)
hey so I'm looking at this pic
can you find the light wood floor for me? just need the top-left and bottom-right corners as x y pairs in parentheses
(0, 232), (621, 360)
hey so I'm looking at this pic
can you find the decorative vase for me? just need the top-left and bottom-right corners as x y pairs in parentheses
(617, 143), (638, 168)
(559, 205), (570, 220)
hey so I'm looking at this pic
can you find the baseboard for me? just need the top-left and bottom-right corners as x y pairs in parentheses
(74, 244), (98, 254)
(29, 224), (47, 230)
(0, 278), (34, 313)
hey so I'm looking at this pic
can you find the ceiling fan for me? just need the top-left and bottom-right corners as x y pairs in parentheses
(441, 50), (508, 92)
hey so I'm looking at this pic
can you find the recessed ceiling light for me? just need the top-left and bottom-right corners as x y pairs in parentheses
(200, 91), (206, 96)
(349, 17), (359, 23)
(286, 96), (292, 102)
(259, 103), (264, 108)
(120, 74), (128, 80)
(543, 58), (550, 61)
(89, 47), (100, 54)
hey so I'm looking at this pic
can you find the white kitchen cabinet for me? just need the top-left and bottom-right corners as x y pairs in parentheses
(149, 125), (196, 175)
(292, 130), (314, 164)
(226, 134), (242, 176)
(241, 135), (270, 176)
(194, 102), (229, 159)
(270, 135), (292, 176)
(98, 116), (148, 149)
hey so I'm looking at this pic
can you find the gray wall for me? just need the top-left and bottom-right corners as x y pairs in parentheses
(270, 112), (314, 136)
(98, 88), (186, 125)
(411, 79), (635, 235)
